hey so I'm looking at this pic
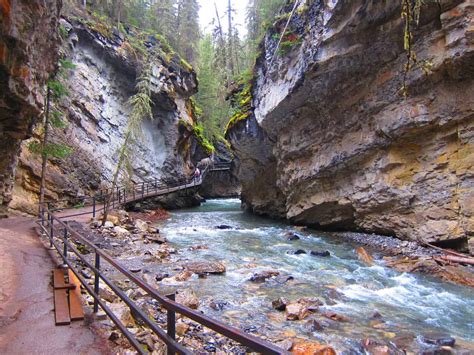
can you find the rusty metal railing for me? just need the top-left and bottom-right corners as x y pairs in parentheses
(37, 172), (284, 354)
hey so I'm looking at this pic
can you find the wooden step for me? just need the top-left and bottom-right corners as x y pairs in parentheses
(54, 289), (71, 325)
(68, 270), (85, 321)
(53, 269), (75, 290)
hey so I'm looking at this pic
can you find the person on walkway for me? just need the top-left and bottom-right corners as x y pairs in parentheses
(194, 167), (201, 181)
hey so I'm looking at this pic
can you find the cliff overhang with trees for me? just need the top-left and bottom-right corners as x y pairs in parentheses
(226, 0), (474, 252)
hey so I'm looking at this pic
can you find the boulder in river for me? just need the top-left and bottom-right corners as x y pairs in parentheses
(184, 261), (226, 274)
(249, 270), (280, 282)
(176, 289), (199, 309)
(291, 341), (336, 355)
(174, 271), (194, 282)
(272, 297), (289, 311)
(322, 311), (349, 322)
(298, 297), (324, 311)
(356, 247), (374, 266)
(311, 250), (331, 257)
(144, 234), (166, 244)
(215, 224), (233, 230)
(307, 319), (325, 332)
(285, 302), (311, 321)
(275, 275), (294, 284)
(285, 232), (300, 241)
(287, 249), (306, 255)
(420, 335), (456, 347)
(209, 300), (228, 311)
(361, 338), (402, 355)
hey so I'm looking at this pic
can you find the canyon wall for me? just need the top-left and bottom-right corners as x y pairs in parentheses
(199, 140), (241, 198)
(227, 0), (474, 251)
(10, 17), (205, 214)
(0, 0), (62, 215)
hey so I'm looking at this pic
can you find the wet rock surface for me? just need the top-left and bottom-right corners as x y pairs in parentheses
(65, 210), (259, 353)
(11, 14), (204, 214)
(183, 261), (226, 274)
(0, 0), (62, 214)
(249, 270), (280, 282)
(58, 200), (474, 354)
(227, 0), (474, 251)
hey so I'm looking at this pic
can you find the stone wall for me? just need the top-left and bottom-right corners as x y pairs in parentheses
(227, 0), (474, 250)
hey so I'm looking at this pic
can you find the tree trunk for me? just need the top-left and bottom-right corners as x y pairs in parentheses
(39, 88), (51, 207)
(214, 3), (229, 86)
(227, 0), (235, 77)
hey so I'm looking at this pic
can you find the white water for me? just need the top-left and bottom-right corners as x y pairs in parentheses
(156, 199), (474, 352)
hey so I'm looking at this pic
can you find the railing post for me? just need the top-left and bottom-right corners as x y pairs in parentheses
(63, 222), (68, 259)
(92, 197), (96, 218)
(94, 252), (100, 313)
(49, 213), (54, 248)
(166, 292), (176, 355)
(40, 205), (45, 226)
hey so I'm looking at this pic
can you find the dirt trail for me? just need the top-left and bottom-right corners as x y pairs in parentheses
(0, 215), (110, 354)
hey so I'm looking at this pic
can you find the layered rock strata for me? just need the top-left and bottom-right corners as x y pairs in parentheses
(227, 0), (474, 250)
(11, 17), (204, 213)
(0, 0), (62, 214)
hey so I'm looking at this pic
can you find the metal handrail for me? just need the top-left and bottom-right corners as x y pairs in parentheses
(37, 172), (284, 354)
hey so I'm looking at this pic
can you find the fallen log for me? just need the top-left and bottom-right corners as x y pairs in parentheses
(420, 241), (473, 259)
(436, 255), (474, 265)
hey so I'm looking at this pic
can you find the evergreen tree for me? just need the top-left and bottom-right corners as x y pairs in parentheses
(175, 0), (200, 63)
(147, 0), (177, 45)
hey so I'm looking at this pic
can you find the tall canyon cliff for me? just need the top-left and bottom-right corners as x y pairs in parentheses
(1, 3), (208, 214)
(0, 0), (62, 215)
(227, 0), (474, 251)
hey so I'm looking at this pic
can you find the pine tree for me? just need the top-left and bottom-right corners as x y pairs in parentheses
(148, 0), (177, 45)
(175, 0), (200, 63)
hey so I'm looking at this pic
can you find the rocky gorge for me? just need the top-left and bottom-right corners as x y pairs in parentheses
(226, 0), (474, 253)
(1, 0), (474, 354)
(2, 5), (216, 215)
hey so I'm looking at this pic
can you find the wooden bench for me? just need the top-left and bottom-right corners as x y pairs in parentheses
(52, 269), (85, 325)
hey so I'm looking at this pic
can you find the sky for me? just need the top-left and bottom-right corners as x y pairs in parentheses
(198, 0), (249, 37)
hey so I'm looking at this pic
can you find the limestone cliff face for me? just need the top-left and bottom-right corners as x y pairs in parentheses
(11, 18), (203, 213)
(0, 0), (62, 214)
(227, 0), (474, 249)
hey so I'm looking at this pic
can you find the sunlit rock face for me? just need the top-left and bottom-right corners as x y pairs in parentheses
(0, 0), (62, 214)
(228, 0), (474, 250)
(11, 19), (200, 213)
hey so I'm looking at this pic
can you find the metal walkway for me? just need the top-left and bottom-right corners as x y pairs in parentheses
(36, 164), (285, 354)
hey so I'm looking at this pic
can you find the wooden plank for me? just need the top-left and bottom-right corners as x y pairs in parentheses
(54, 289), (70, 325)
(53, 269), (67, 289)
(68, 270), (85, 321)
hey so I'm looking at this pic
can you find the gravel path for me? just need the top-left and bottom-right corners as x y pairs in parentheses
(0, 215), (111, 354)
